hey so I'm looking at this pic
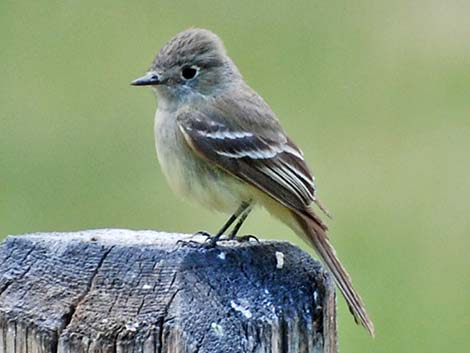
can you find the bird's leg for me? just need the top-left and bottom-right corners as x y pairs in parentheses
(227, 202), (259, 242)
(205, 202), (250, 246)
(228, 205), (252, 240)
(208, 214), (237, 241)
(180, 215), (238, 248)
(189, 211), (239, 243)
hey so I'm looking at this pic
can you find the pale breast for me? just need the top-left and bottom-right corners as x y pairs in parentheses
(154, 109), (253, 213)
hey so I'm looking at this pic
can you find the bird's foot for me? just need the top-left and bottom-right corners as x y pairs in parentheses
(204, 232), (227, 248)
(231, 234), (260, 243)
(193, 230), (212, 240)
(177, 231), (259, 248)
(177, 231), (227, 248)
(176, 231), (211, 247)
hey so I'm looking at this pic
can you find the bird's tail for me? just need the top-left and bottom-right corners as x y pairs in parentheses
(293, 208), (375, 336)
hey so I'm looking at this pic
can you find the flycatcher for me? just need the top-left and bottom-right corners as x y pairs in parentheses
(132, 28), (374, 336)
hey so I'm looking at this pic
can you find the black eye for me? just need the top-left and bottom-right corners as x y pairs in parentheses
(181, 66), (198, 80)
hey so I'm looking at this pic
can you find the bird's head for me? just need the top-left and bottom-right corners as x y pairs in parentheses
(131, 28), (241, 102)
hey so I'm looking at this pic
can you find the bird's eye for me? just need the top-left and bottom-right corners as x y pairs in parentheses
(181, 66), (198, 80)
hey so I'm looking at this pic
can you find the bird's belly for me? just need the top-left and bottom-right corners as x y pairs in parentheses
(155, 110), (252, 213)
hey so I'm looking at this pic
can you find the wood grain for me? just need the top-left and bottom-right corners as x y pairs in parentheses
(0, 229), (337, 353)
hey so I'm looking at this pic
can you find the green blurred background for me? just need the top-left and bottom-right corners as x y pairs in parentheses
(1, 1), (469, 352)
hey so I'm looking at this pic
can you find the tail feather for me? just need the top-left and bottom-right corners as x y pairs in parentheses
(295, 209), (375, 337)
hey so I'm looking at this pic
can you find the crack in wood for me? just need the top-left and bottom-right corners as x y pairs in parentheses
(0, 244), (37, 298)
(0, 230), (337, 353)
(58, 245), (115, 340)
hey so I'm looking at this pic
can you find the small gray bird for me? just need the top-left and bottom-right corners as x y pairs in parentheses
(132, 28), (374, 336)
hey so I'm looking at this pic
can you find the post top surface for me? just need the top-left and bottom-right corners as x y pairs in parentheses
(8, 228), (287, 248)
(0, 228), (337, 352)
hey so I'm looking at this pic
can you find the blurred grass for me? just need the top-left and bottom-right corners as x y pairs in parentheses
(1, 1), (469, 351)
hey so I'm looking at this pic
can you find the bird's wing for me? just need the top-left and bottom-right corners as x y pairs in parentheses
(176, 91), (327, 229)
(177, 92), (375, 335)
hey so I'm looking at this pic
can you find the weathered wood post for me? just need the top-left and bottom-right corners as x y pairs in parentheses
(0, 229), (337, 353)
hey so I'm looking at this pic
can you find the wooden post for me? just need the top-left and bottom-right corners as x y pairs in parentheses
(0, 229), (337, 353)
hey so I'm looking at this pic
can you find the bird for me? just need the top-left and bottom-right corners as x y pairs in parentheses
(131, 28), (374, 336)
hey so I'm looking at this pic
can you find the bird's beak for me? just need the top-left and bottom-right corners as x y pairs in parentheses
(131, 71), (161, 86)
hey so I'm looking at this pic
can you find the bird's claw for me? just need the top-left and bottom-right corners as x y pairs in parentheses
(231, 234), (260, 243)
(176, 230), (212, 247)
(204, 233), (226, 248)
(177, 231), (260, 248)
(177, 231), (226, 248)
(193, 231), (212, 240)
